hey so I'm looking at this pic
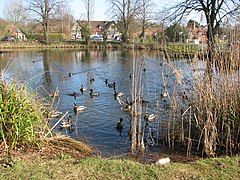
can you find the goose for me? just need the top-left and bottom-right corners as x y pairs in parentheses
(73, 103), (86, 112)
(68, 72), (72, 77)
(108, 82), (116, 88)
(80, 85), (87, 94)
(114, 91), (124, 98)
(60, 117), (72, 128)
(89, 89), (100, 97)
(144, 114), (156, 122)
(116, 118), (123, 130)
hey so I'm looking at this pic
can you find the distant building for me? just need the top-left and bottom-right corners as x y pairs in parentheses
(71, 21), (119, 40)
(71, 21), (82, 40)
(187, 26), (208, 44)
(8, 25), (27, 41)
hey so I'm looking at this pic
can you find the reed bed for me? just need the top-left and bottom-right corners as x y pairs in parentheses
(153, 32), (240, 157)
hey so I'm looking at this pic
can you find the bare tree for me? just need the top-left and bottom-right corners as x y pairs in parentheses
(25, 0), (68, 42)
(54, 3), (74, 34)
(137, 0), (157, 41)
(107, 0), (141, 42)
(81, 0), (95, 45)
(166, 0), (240, 62)
(3, 0), (28, 25)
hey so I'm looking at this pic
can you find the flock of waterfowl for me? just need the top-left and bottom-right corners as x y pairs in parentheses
(48, 74), (160, 133)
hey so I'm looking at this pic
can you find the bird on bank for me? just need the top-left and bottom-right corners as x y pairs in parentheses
(89, 89), (100, 97)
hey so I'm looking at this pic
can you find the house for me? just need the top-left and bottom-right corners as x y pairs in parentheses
(71, 21), (119, 40)
(187, 26), (208, 44)
(71, 21), (82, 40)
(7, 25), (27, 41)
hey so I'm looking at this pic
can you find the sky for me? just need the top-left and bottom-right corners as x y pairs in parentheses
(0, 0), (203, 23)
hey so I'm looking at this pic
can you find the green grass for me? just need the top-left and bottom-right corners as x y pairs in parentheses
(0, 156), (239, 179)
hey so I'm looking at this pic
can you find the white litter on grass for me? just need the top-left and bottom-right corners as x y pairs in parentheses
(155, 157), (171, 165)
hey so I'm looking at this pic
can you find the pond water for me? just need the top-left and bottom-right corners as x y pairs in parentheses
(0, 49), (205, 157)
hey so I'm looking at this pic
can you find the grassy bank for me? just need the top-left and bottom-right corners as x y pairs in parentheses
(1, 155), (239, 179)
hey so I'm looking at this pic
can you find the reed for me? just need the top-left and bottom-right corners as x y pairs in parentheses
(156, 26), (240, 157)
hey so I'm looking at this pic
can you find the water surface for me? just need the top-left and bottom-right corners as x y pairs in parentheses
(0, 49), (204, 157)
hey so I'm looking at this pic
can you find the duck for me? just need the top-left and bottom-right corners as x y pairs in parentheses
(161, 91), (168, 97)
(104, 79), (108, 85)
(114, 91), (124, 98)
(129, 74), (132, 79)
(182, 90), (189, 100)
(60, 117), (72, 128)
(68, 72), (72, 77)
(73, 103), (86, 112)
(80, 85), (87, 94)
(49, 110), (62, 118)
(89, 89), (100, 97)
(49, 89), (59, 97)
(116, 118), (123, 130)
(90, 78), (95, 84)
(116, 96), (127, 106)
(108, 82), (116, 88)
(144, 113), (156, 122)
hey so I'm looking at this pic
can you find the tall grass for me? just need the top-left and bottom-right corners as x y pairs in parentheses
(0, 79), (48, 152)
(155, 28), (240, 157)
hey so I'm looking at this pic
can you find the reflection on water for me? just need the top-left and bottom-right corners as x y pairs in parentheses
(0, 49), (205, 157)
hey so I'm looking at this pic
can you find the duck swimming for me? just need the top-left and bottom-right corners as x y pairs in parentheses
(60, 117), (72, 128)
(108, 82), (116, 88)
(161, 91), (168, 97)
(144, 114), (156, 122)
(49, 110), (62, 118)
(89, 89), (100, 97)
(90, 78), (95, 84)
(114, 91), (124, 98)
(105, 79), (108, 85)
(73, 103), (86, 112)
(80, 85), (87, 94)
(116, 118), (123, 130)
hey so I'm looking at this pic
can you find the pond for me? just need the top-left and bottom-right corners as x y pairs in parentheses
(0, 49), (205, 157)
